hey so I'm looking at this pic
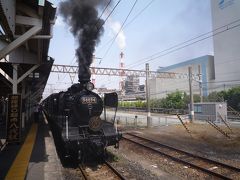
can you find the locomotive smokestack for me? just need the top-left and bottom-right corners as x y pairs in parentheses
(59, 0), (110, 83)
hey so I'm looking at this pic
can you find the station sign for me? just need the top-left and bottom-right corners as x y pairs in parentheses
(6, 94), (22, 143)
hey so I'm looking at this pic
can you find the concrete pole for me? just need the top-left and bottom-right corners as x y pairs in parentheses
(188, 66), (194, 122)
(146, 63), (152, 128)
(198, 65), (203, 102)
(12, 64), (18, 94)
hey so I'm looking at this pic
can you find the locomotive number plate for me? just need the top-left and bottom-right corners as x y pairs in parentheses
(81, 97), (97, 104)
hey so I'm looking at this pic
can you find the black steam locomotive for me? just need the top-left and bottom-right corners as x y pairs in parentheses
(42, 82), (121, 161)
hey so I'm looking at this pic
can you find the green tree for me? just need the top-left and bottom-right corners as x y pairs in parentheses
(226, 86), (240, 110)
(163, 90), (186, 109)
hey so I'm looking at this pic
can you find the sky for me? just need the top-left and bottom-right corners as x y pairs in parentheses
(44, 0), (213, 97)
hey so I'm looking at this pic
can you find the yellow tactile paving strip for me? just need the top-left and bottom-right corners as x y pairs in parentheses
(5, 123), (38, 180)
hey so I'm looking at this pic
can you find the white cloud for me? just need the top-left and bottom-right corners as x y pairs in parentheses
(109, 20), (126, 50)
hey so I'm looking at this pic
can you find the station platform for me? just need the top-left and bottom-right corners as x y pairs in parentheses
(0, 113), (63, 180)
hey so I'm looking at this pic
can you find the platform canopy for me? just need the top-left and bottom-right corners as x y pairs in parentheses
(0, 0), (56, 102)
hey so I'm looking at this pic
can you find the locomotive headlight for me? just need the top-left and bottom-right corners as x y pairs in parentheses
(86, 82), (94, 91)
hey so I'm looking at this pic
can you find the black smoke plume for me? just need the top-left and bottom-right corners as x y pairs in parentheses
(59, 0), (110, 83)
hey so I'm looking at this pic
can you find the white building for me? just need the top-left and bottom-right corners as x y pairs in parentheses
(149, 55), (214, 99)
(210, 0), (240, 91)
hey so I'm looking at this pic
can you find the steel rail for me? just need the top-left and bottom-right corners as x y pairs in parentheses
(79, 165), (90, 180)
(105, 160), (127, 180)
(78, 161), (126, 180)
(123, 133), (240, 180)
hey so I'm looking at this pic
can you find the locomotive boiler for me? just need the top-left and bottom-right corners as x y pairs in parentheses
(42, 82), (121, 162)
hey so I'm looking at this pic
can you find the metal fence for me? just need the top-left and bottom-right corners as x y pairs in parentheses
(103, 110), (240, 129)
(104, 113), (189, 128)
(118, 107), (188, 115)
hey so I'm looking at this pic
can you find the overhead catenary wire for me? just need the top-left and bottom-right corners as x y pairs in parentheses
(95, 0), (122, 35)
(98, 19), (240, 87)
(98, 0), (112, 21)
(124, 0), (155, 28)
(99, 0), (138, 64)
(125, 18), (240, 69)
(97, 71), (240, 98)
(96, 0), (155, 54)
(56, 9), (239, 91)
(53, 1), (120, 87)
(148, 83), (240, 97)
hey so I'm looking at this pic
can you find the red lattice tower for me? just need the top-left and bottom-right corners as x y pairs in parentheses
(119, 52), (125, 92)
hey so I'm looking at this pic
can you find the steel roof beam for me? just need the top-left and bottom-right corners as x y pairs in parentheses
(17, 64), (40, 84)
(16, 15), (42, 26)
(0, 25), (42, 60)
(0, 0), (15, 36)
(0, 67), (13, 83)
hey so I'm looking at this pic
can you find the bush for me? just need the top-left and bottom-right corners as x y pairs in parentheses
(207, 86), (240, 111)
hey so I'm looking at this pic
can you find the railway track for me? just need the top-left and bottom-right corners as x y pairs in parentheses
(123, 133), (240, 180)
(79, 161), (126, 180)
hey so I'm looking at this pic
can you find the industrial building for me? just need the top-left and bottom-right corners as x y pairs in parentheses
(124, 75), (140, 94)
(149, 55), (214, 99)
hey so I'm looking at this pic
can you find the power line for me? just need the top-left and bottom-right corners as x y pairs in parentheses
(96, 0), (122, 34)
(97, 0), (155, 55)
(100, 0), (138, 64)
(97, 19), (240, 88)
(126, 18), (240, 69)
(124, 0), (155, 29)
(98, 0), (112, 20)
(93, 0), (113, 36)
(149, 82), (240, 97)
(131, 23), (240, 68)
(54, 1), (119, 85)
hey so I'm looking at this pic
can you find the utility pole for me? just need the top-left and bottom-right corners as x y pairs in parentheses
(198, 65), (203, 102)
(146, 63), (152, 128)
(188, 66), (194, 122)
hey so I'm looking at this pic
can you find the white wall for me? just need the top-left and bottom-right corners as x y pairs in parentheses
(149, 66), (200, 99)
(211, 0), (240, 91)
(149, 56), (214, 99)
